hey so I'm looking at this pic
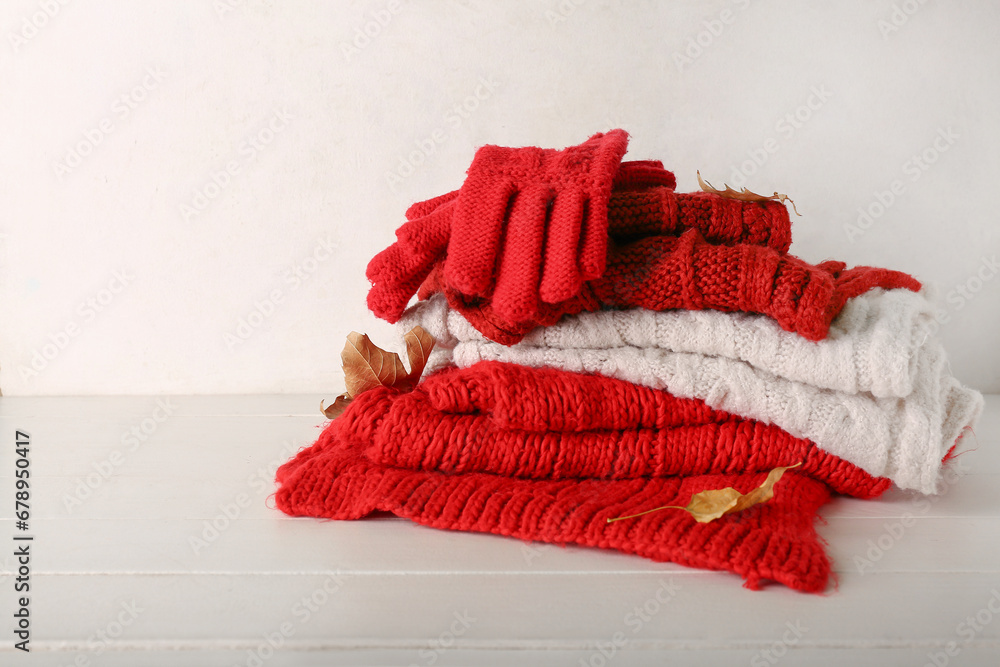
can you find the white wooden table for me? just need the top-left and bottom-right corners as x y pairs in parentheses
(1, 394), (998, 666)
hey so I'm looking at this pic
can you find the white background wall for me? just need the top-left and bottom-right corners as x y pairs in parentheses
(1, 0), (997, 396)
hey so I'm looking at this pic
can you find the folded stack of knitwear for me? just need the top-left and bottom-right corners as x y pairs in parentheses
(276, 130), (983, 593)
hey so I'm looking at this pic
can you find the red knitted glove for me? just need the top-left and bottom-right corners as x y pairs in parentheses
(367, 158), (677, 324)
(275, 430), (836, 593)
(406, 185), (790, 250)
(368, 187), (791, 324)
(402, 159), (677, 221)
(424, 229), (921, 344)
(365, 200), (453, 324)
(444, 130), (630, 322)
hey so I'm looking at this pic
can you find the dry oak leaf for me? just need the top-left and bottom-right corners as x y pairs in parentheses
(321, 326), (435, 419)
(607, 462), (803, 524)
(697, 170), (801, 216)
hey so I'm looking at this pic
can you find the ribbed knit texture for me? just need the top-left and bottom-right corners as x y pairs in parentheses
(282, 131), (973, 593)
(336, 363), (890, 499)
(403, 295), (983, 494)
(405, 186), (791, 250)
(605, 188), (791, 252)
(367, 187), (794, 327)
(273, 362), (902, 592)
(419, 228), (921, 344)
(408, 288), (941, 398)
(275, 416), (835, 593)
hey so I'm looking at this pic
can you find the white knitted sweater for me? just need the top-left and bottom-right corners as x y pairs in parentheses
(400, 291), (983, 494)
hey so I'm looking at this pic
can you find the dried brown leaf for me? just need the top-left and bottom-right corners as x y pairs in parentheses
(399, 325), (435, 392)
(324, 327), (437, 417)
(607, 463), (802, 524)
(321, 393), (352, 420)
(697, 170), (801, 216)
(342, 331), (409, 398)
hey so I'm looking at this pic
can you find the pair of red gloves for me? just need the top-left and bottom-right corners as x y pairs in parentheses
(366, 130), (920, 343)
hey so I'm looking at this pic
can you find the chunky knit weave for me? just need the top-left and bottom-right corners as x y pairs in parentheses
(607, 159), (678, 191)
(418, 228), (921, 344)
(410, 287), (940, 398)
(403, 296), (983, 494)
(604, 188), (791, 251)
(275, 419), (836, 593)
(274, 361), (901, 592)
(368, 186), (793, 325)
(332, 363), (890, 499)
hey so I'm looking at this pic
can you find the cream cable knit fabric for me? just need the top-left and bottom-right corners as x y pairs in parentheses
(400, 293), (983, 494)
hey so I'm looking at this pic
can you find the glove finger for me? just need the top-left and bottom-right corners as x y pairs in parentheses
(366, 240), (436, 287)
(445, 177), (517, 297)
(366, 243), (439, 323)
(539, 189), (585, 304)
(405, 190), (459, 221)
(491, 187), (551, 324)
(577, 192), (612, 282)
(396, 199), (454, 256)
(369, 203), (452, 287)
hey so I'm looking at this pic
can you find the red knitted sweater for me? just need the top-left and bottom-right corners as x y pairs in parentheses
(275, 362), (891, 592)
(333, 363), (889, 498)
(420, 229), (921, 344)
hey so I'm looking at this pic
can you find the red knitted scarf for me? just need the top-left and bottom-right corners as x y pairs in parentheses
(276, 362), (890, 592)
